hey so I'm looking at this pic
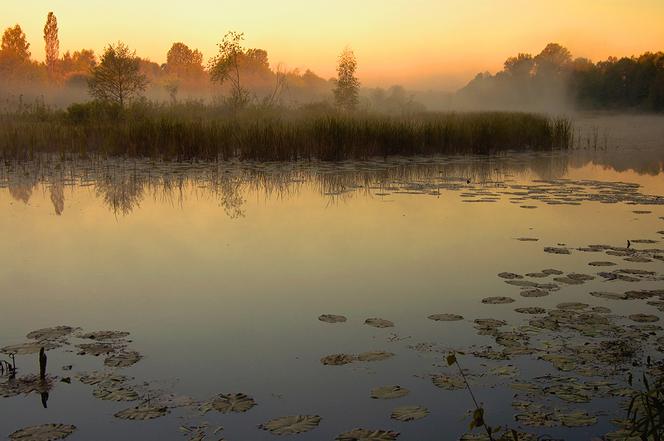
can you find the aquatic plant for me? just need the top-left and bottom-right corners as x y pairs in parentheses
(0, 101), (573, 161)
(628, 373), (664, 440)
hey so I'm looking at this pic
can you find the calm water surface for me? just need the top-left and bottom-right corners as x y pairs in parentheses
(1, 117), (664, 440)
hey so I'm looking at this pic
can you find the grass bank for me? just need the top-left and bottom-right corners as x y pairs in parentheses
(0, 101), (572, 161)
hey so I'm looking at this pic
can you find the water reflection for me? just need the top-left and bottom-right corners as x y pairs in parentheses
(2, 149), (661, 218)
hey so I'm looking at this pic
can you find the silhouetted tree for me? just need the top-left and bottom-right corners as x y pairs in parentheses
(88, 42), (148, 106)
(208, 31), (249, 108)
(333, 47), (360, 111)
(1, 25), (31, 61)
(43, 12), (59, 79)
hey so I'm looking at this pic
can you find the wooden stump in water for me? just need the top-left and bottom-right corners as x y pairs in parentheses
(39, 347), (47, 380)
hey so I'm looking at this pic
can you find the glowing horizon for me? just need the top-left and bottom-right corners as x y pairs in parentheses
(2, 0), (664, 90)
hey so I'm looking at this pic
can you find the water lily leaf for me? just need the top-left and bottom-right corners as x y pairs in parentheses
(370, 385), (409, 399)
(557, 410), (597, 427)
(9, 424), (76, 441)
(432, 374), (464, 390)
(2, 342), (58, 355)
(629, 314), (659, 323)
(207, 393), (256, 413)
(76, 342), (120, 356)
(588, 261), (616, 267)
(482, 296), (515, 304)
(498, 272), (523, 280)
(114, 405), (169, 420)
(356, 351), (394, 362)
(544, 247), (570, 255)
(515, 307), (546, 314)
(104, 350), (142, 368)
(520, 289), (549, 298)
(335, 428), (399, 440)
(428, 313), (464, 322)
(77, 331), (130, 340)
(365, 318), (394, 328)
(258, 415), (321, 435)
(321, 354), (356, 365)
(318, 314), (347, 324)
(556, 302), (589, 310)
(390, 405), (429, 421)
(26, 326), (78, 341)
(589, 291), (627, 300)
(93, 384), (139, 401)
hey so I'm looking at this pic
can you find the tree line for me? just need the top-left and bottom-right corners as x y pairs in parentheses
(460, 43), (664, 112)
(0, 13), (372, 112)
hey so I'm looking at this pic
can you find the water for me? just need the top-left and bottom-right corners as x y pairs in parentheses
(1, 117), (664, 441)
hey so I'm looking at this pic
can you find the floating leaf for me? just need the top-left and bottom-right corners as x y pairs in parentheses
(321, 354), (356, 365)
(9, 424), (76, 441)
(335, 428), (399, 440)
(482, 296), (515, 305)
(104, 350), (142, 368)
(629, 314), (659, 323)
(365, 318), (394, 328)
(318, 314), (347, 324)
(390, 405), (429, 422)
(114, 405), (169, 420)
(258, 415), (321, 435)
(356, 351), (394, 362)
(207, 393), (256, 413)
(370, 385), (409, 399)
(427, 314), (464, 322)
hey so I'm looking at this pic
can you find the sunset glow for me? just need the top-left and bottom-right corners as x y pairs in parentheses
(3, 0), (664, 89)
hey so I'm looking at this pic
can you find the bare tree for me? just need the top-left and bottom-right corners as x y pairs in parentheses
(43, 12), (59, 79)
(333, 47), (360, 112)
(88, 42), (147, 106)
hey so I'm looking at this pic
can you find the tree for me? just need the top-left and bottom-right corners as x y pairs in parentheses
(43, 12), (59, 78)
(333, 47), (360, 111)
(166, 42), (204, 76)
(88, 42), (148, 106)
(208, 31), (249, 108)
(1, 25), (31, 61)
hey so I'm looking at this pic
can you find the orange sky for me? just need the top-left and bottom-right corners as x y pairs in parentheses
(3, 0), (664, 90)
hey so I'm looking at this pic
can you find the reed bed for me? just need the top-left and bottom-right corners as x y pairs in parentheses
(0, 102), (572, 161)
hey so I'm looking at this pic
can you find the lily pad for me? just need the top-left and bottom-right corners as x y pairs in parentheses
(544, 247), (570, 255)
(9, 424), (76, 441)
(432, 374), (464, 390)
(104, 351), (141, 368)
(114, 405), (169, 420)
(2, 342), (58, 355)
(26, 326), (77, 341)
(318, 314), (347, 324)
(558, 410), (597, 427)
(482, 296), (515, 304)
(335, 429), (399, 440)
(390, 405), (429, 422)
(520, 289), (549, 298)
(370, 385), (409, 399)
(427, 314), (463, 322)
(365, 318), (394, 328)
(356, 351), (395, 362)
(321, 354), (356, 365)
(206, 393), (256, 413)
(77, 331), (130, 340)
(515, 307), (546, 314)
(588, 261), (616, 267)
(258, 415), (321, 435)
(629, 314), (660, 323)
(498, 272), (523, 280)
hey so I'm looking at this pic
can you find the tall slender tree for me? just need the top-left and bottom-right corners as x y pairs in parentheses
(333, 47), (360, 112)
(43, 12), (59, 78)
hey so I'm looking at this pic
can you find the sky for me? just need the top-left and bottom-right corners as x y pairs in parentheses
(2, 0), (664, 90)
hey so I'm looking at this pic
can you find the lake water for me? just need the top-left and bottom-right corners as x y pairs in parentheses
(1, 115), (664, 441)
